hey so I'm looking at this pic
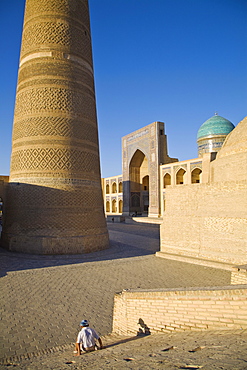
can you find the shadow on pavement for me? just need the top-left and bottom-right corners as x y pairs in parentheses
(105, 334), (147, 349)
(0, 222), (160, 277)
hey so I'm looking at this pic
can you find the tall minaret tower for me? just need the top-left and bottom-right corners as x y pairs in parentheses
(1, 0), (109, 254)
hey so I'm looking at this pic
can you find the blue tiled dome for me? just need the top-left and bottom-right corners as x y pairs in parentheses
(197, 115), (235, 139)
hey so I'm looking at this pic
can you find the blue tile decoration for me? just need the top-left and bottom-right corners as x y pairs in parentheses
(197, 115), (235, 139)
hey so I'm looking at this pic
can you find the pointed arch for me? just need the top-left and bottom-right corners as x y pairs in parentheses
(191, 168), (202, 183)
(163, 173), (171, 188)
(176, 168), (186, 184)
(142, 175), (149, 191)
(112, 199), (117, 213)
(118, 181), (123, 193)
(119, 199), (123, 213)
(112, 182), (117, 193)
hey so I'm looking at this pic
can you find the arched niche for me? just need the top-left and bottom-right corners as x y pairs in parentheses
(119, 199), (123, 213)
(163, 173), (171, 188)
(176, 168), (186, 184)
(191, 168), (202, 183)
(112, 199), (117, 213)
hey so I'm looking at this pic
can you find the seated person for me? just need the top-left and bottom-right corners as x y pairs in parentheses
(75, 319), (103, 355)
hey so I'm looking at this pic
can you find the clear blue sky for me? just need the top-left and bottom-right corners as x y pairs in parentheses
(0, 0), (246, 178)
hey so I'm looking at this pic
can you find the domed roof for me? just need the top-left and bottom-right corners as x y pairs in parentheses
(217, 116), (247, 159)
(197, 114), (235, 140)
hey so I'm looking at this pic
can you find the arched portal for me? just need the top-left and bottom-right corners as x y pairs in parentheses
(176, 168), (186, 184)
(106, 201), (110, 213)
(129, 149), (149, 214)
(163, 173), (171, 188)
(191, 168), (202, 183)
(106, 184), (109, 194)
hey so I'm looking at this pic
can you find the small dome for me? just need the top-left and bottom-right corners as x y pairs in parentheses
(197, 115), (235, 140)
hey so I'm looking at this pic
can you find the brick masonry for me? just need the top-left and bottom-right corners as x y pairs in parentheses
(231, 271), (247, 285)
(160, 117), (247, 267)
(1, 0), (109, 254)
(112, 285), (247, 336)
(160, 180), (247, 266)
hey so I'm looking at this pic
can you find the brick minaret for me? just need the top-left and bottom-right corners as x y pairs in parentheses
(1, 0), (109, 254)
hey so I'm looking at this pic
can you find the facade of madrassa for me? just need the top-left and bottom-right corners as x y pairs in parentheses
(102, 114), (247, 268)
(102, 114), (235, 218)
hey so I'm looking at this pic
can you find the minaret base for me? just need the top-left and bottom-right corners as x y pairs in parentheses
(1, 232), (109, 255)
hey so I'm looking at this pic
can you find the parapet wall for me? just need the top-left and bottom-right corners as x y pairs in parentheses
(112, 286), (247, 335)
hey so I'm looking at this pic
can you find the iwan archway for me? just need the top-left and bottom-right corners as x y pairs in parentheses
(129, 149), (149, 215)
(122, 121), (178, 217)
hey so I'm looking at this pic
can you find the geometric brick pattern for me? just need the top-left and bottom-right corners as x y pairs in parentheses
(15, 87), (96, 118)
(11, 148), (99, 172)
(12, 117), (98, 144)
(18, 63), (94, 90)
(24, 0), (90, 29)
(8, 184), (103, 209)
(22, 22), (92, 62)
(22, 0), (91, 58)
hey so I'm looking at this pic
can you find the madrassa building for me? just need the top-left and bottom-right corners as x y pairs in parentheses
(102, 113), (235, 219)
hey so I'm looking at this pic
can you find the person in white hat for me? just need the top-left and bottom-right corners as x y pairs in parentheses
(74, 319), (103, 355)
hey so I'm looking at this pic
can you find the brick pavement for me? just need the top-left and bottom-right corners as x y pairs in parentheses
(1, 330), (247, 369)
(0, 222), (231, 362)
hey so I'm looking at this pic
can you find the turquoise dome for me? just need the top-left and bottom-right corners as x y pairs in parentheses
(197, 115), (235, 140)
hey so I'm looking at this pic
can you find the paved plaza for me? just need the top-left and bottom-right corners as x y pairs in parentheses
(0, 222), (232, 363)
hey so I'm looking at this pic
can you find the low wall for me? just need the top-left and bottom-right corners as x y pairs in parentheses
(112, 286), (247, 336)
(106, 215), (125, 223)
(231, 270), (247, 285)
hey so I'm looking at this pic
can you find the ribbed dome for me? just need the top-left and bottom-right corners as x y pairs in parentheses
(197, 115), (235, 140)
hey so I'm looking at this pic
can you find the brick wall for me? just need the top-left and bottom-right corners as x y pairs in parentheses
(112, 286), (247, 335)
(231, 271), (247, 285)
(159, 118), (247, 267)
(160, 180), (247, 266)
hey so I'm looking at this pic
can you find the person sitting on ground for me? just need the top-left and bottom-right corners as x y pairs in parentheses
(74, 319), (103, 355)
